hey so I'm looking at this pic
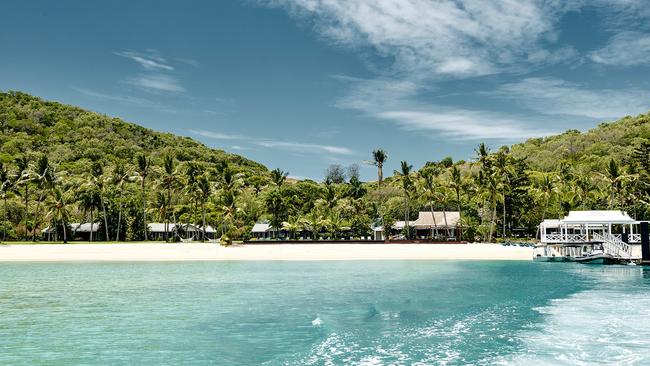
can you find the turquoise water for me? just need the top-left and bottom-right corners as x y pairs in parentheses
(1, 261), (649, 365)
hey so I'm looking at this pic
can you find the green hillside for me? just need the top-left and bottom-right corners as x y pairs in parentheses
(0, 90), (649, 244)
(511, 114), (650, 173)
(0, 91), (267, 176)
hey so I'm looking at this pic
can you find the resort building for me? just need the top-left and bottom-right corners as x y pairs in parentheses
(373, 211), (461, 240)
(148, 223), (218, 241)
(538, 210), (644, 259)
(148, 223), (178, 241)
(42, 222), (100, 241)
(251, 222), (274, 239)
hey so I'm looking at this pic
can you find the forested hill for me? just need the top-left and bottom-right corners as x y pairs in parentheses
(510, 113), (650, 173)
(0, 91), (267, 176)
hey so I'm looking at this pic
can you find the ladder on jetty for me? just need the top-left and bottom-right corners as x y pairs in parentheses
(592, 233), (633, 259)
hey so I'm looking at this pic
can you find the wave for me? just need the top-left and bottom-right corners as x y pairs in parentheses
(497, 267), (650, 365)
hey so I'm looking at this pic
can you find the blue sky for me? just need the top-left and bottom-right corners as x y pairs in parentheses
(2, 1), (650, 180)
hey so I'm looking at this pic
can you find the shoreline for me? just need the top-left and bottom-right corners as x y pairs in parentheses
(0, 243), (533, 262)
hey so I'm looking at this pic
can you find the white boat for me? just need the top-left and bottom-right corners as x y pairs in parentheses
(575, 252), (616, 265)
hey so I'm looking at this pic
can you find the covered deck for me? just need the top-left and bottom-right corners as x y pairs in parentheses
(540, 210), (641, 244)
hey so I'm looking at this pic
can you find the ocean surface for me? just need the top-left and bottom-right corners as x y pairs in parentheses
(1, 261), (650, 365)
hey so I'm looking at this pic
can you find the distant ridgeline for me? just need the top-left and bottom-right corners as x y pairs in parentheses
(0, 91), (267, 175)
(0, 90), (649, 244)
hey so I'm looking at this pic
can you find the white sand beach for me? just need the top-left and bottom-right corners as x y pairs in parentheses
(0, 243), (533, 262)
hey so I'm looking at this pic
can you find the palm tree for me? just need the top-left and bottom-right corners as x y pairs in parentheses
(493, 151), (511, 240)
(136, 154), (151, 241)
(598, 159), (633, 209)
(270, 168), (288, 188)
(90, 161), (109, 241)
(372, 149), (388, 186)
(46, 188), (70, 243)
(282, 216), (303, 239)
(32, 155), (56, 241)
(394, 161), (414, 239)
(475, 143), (490, 171)
(15, 156), (32, 240)
(347, 176), (366, 200)
(418, 169), (440, 239)
(162, 155), (178, 241)
(154, 191), (170, 227)
(265, 189), (284, 239)
(322, 182), (338, 210)
(184, 161), (202, 237)
(0, 162), (13, 242)
(449, 166), (464, 240)
(324, 211), (345, 240)
(304, 211), (322, 239)
(219, 189), (238, 244)
(111, 162), (131, 241)
(77, 187), (101, 242)
(195, 175), (212, 241)
(531, 172), (556, 240)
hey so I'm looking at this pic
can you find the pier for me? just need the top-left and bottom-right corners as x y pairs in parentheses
(536, 210), (649, 264)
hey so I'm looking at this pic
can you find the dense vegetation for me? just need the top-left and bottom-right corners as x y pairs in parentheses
(1, 91), (649, 243)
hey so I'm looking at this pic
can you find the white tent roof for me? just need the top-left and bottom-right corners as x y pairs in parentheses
(560, 210), (635, 224)
(73, 223), (100, 233)
(412, 211), (460, 228)
(252, 223), (272, 233)
(148, 223), (179, 232)
(196, 225), (216, 233)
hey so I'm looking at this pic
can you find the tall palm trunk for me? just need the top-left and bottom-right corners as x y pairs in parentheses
(62, 220), (67, 244)
(378, 164), (383, 186)
(141, 181), (147, 241)
(165, 188), (172, 242)
(100, 196), (108, 241)
(535, 196), (550, 240)
(90, 209), (94, 242)
(34, 191), (44, 242)
(429, 201), (437, 239)
(442, 209), (449, 237)
(456, 191), (462, 240)
(201, 201), (206, 242)
(404, 195), (410, 239)
(3, 195), (7, 242)
(488, 197), (497, 242)
(502, 191), (506, 240)
(24, 186), (28, 241)
(115, 187), (123, 241)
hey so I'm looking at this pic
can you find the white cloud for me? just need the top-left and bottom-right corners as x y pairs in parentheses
(115, 50), (187, 93)
(114, 50), (174, 71)
(188, 129), (355, 155)
(334, 76), (554, 140)
(590, 31), (650, 66)
(188, 129), (246, 140)
(255, 140), (353, 155)
(72, 87), (156, 106)
(266, 0), (575, 78)
(267, 1), (650, 143)
(124, 74), (186, 93)
(375, 109), (553, 140)
(494, 77), (650, 119)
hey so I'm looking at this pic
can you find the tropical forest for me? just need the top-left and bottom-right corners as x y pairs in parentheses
(1, 91), (650, 243)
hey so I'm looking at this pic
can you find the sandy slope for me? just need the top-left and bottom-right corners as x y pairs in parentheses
(0, 243), (533, 261)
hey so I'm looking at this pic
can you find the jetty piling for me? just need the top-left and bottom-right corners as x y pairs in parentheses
(641, 222), (650, 264)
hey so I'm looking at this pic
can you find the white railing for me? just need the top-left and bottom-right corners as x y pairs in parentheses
(612, 233), (642, 243)
(543, 233), (587, 243)
(593, 233), (633, 259)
